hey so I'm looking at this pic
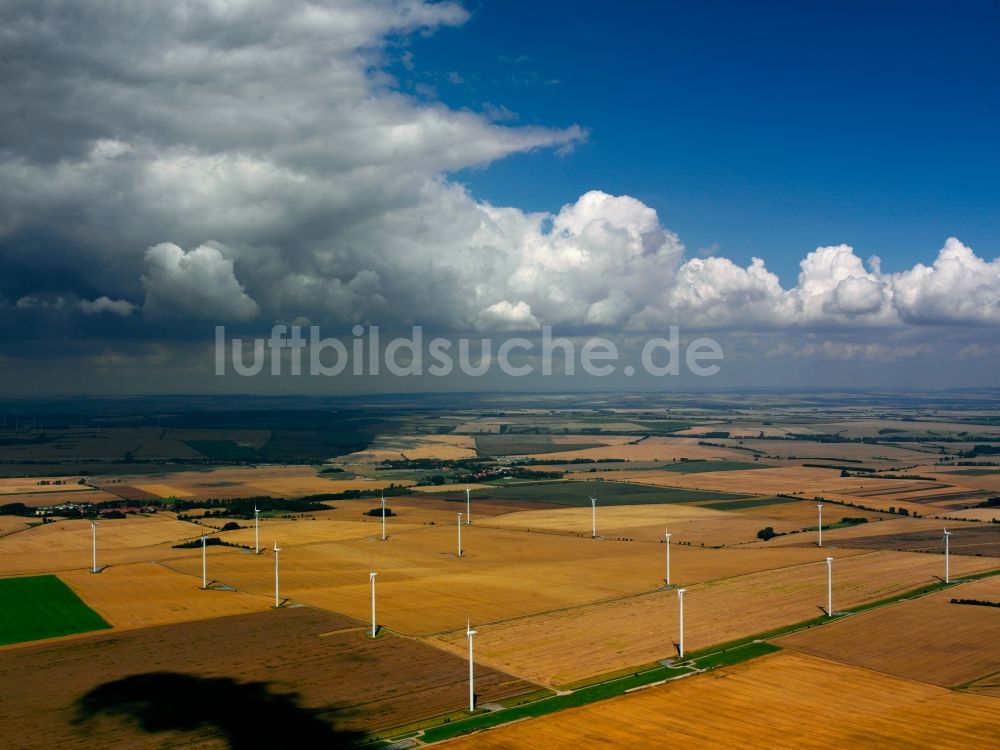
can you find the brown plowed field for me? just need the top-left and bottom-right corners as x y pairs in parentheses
(0, 607), (537, 748)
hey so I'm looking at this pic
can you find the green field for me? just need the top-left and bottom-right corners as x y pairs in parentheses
(475, 435), (605, 457)
(658, 460), (775, 474)
(184, 440), (259, 461)
(701, 496), (798, 511)
(486, 480), (752, 506)
(0, 575), (111, 646)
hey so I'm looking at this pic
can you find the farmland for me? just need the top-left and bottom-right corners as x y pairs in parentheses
(436, 652), (1000, 749)
(98, 465), (412, 502)
(57, 563), (268, 631)
(439, 480), (751, 507)
(0, 607), (537, 748)
(0, 515), (209, 576)
(3, 392), (1000, 746)
(820, 524), (1000, 556)
(777, 576), (1000, 688)
(0, 575), (110, 646)
(424, 549), (996, 686)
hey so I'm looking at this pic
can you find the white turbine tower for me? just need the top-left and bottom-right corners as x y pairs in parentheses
(817, 502), (823, 547)
(825, 556), (834, 617)
(253, 505), (260, 555)
(369, 571), (378, 638)
(90, 520), (99, 573)
(467, 620), (477, 712)
(381, 494), (387, 541)
(457, 513), (463, 557)
(590, 496), (597, 539)
(201, 534), (208, 589)
(943, 528), (951, 583)
(465, 486), (471, 525)
(664, 527), (672, 586)
(677, 587), (687, 658)
(273, 541), (282, 608)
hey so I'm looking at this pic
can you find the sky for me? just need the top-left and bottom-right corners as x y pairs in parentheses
(0, 0), (998, 395)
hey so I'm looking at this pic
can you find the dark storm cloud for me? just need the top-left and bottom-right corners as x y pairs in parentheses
(0, 1), (996, 394)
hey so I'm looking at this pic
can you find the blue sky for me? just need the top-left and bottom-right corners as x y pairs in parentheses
(395, 0), (1000, 283)
(2, 0), (999, 394)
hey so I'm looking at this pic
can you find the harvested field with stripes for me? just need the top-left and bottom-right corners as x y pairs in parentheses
(437, 652), (1000, 749)
(166, 524), (870, 639)
(777, 576), (1000, 687)
(425, 550), (997, 686)
(0, 515), (207, 576)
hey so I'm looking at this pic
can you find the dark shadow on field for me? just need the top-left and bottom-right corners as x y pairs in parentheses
(74, 672), (366, 749)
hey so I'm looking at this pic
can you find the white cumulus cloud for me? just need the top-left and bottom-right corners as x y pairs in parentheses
(141, 243), (259, 322)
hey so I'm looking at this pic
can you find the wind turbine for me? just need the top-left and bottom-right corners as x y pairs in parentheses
(943, 528), (951, 583)
(369, 571), (378, 638)
(253, 505), (260, 555)
(467, 620), (477, 712)
(90, 520), (99, 573)
(273, 541), (282, 608)
(825, 557), (834, 617)
(380, 494), (387, 541)
(201, 535), (208, 589)
(664, 527), (672, 586)
(457, 513), (463, 557)
(677, 588), (687, 658)
(816, 502), (823, 547)
(590, 496), (597, 539)
(465, 486), (471, 525)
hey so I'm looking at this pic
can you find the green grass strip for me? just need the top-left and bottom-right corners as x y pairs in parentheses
(416, 641), (781, 745)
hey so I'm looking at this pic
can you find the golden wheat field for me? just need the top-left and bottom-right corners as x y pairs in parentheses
(425, 550), (997, 686)
(409, 482), (494, 494)
(131, 483), (194, 498)
(522, 436), (746, 462)
(581, 466), (892, 497)
(311, 496), (474, 526)
(162, 525), (665, 636)
(214, 514), (425, 545)
(100, 465), (408, 501)
(762, 515), (979, 548)
(674, 423), (813, 438)
(487, 503), (809, 545)
(0, 477), (92, 495)
(0, 517), (33, 536)
(777, 576), (1000, 687)
(56, 562), (268, 632)
(0, 515), (207, 575)
(165, 522), (886, 642)
(732, 499), (886, 527)
(437, 651), (1000, 749)
(238, 475), (415, 496)
(341, 433), (478, 463)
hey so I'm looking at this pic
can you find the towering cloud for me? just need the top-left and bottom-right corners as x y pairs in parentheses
(0, 0), (996, 388)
